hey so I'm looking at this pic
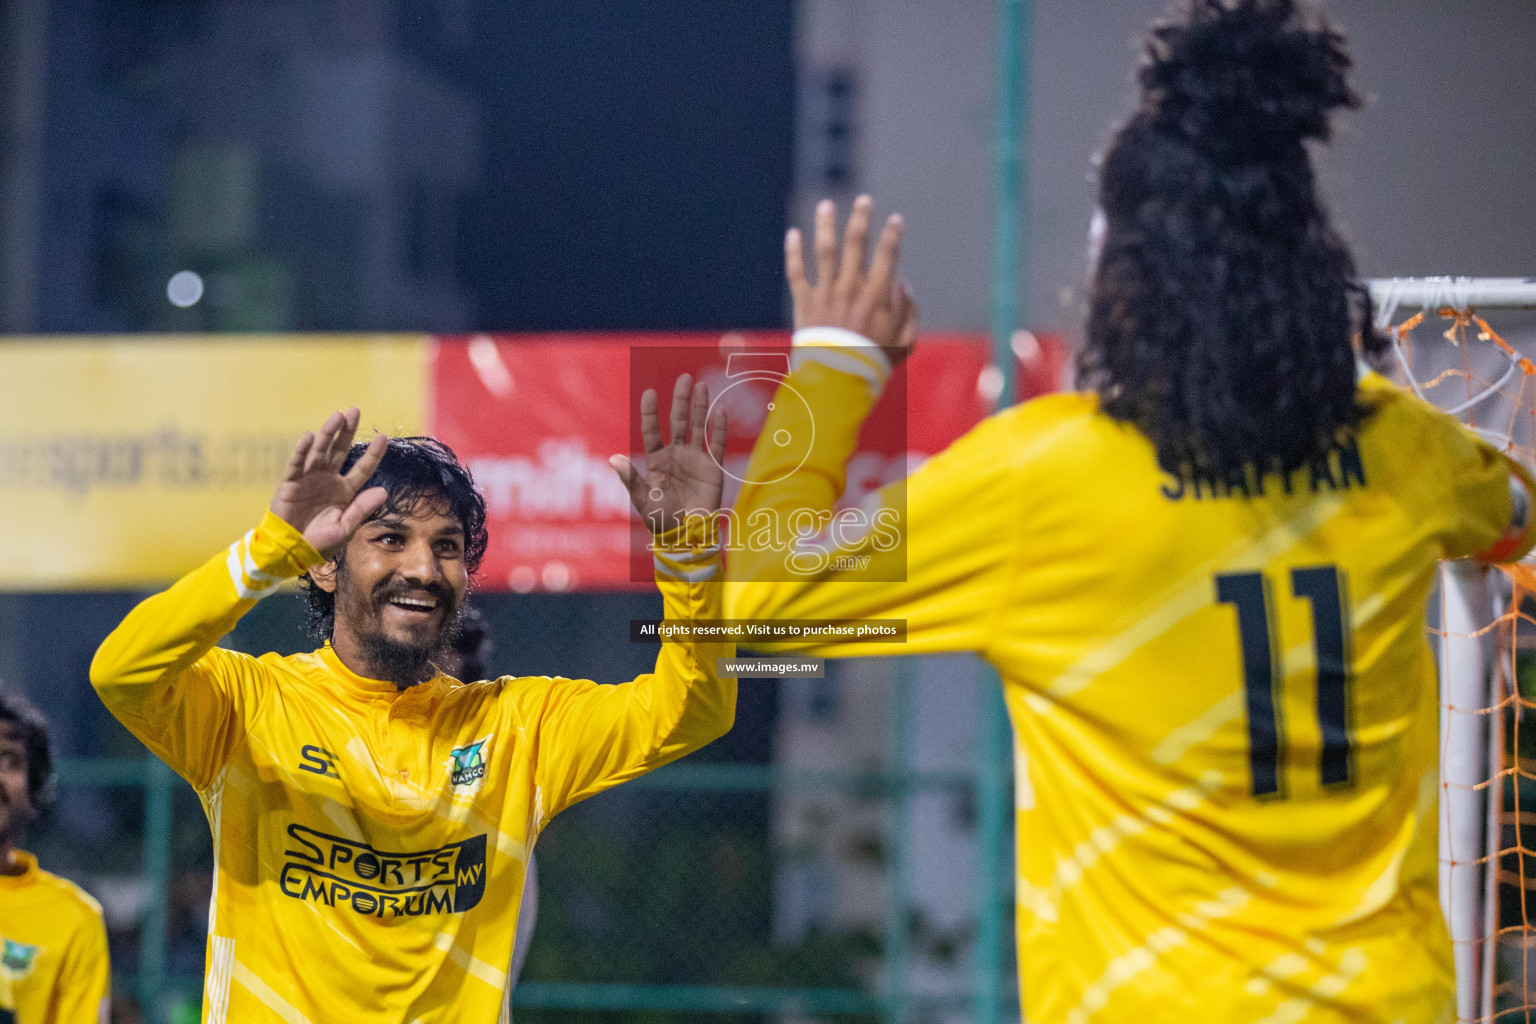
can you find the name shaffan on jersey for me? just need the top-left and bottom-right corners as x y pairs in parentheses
(0, 851), (110, 1024)
(92, 512), (733, 1024)
(725, 340), (1536, 1024)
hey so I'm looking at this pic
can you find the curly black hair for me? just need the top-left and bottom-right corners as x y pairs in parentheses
(0, 685), (52, 811)
(300, 436), (489, 640)
(1078, 0), (1379, 482)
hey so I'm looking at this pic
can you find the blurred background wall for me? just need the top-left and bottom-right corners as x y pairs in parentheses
(0, 0), (795, 334)
(5, 0), (1532, 337)
(795, 0), (1536, 335)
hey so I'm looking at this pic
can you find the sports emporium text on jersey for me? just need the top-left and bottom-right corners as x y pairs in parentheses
(280, 826), (487, 917)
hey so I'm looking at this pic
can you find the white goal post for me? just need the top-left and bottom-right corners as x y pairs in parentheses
(1369, 277), (1536, 320)
(1367, 277), (1536, 1023)
(1438, 562), (1502, 1024)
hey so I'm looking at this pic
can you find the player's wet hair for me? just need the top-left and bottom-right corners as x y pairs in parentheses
(1077, 0), (1382, 481)
(0, 685), (53, 810)
(301, 436), (489, 640)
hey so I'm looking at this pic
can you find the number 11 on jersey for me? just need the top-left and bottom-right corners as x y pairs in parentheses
(1217, 565), (1353, 798)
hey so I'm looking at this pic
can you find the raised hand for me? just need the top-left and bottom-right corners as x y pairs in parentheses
(270, 408), (389, 559)
(786, 194), (918, 367)
(609, 375), (728, 537)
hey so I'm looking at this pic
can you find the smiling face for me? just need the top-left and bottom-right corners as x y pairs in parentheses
(314, 497), (470, 687)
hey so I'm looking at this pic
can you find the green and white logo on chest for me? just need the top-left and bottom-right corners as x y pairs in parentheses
(448, 734), (492, 789)
(0, 937), (40, 977)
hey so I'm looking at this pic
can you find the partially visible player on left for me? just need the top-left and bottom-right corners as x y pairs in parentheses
(0, 688), (110, 1024)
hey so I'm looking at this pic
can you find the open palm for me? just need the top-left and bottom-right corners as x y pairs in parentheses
(270, 408), (389, 559)
(786, 194), (917, 366)
(610, 375), (727, 536)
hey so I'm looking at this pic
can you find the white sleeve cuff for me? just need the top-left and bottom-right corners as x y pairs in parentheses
(226, 530), (284, 601)
(791, 327), (892, 395)
(653, 543), (722, 582)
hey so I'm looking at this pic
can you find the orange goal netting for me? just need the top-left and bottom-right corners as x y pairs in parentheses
(1374, 277), (1536, 1022)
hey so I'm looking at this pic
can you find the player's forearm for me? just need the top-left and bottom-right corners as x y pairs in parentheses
(728, 331), (890, 599)
(90, 511), (322, 694)
(528, 545), (736, 819)
(535, 545), (736, 817)
(646, 532), (736, 757)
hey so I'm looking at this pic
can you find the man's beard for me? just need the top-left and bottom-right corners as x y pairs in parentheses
(356, 629), (458, 689)
(336, 572), (464, 688)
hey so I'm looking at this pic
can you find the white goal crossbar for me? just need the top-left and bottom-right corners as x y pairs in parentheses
(1368, 278), (1536, 1022)
(1370, 276), (1536, 324)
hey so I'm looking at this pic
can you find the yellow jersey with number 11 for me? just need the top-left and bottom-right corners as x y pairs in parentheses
(725, 337), (1535, 1024)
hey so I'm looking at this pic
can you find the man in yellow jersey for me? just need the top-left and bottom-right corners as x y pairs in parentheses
(0, 688), (110, 1024)
(92, 384), (734, 1023)
(724, 2), (1536, 1021)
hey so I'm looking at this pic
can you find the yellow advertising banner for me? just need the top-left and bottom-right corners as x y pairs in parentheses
(0, 335), (428, 589)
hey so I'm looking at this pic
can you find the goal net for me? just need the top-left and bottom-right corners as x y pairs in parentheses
(1370, 277), (1536, 1023)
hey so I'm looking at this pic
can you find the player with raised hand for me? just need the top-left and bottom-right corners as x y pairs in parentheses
(726, 1), (1535, 1020)
(92, 396), (733, 1023)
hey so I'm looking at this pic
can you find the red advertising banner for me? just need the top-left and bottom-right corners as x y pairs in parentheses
(432, 331), (1064, 592)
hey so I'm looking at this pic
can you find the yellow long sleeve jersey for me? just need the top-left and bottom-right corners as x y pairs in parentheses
(0, 852), (109, 1024)
(725, 338), (1536, 1024)
(91, 512), (734, 1024)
